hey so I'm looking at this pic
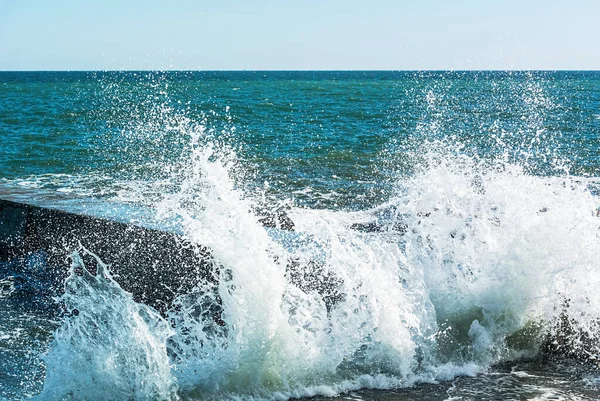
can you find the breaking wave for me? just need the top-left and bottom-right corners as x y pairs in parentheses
(34, 138), (600, 401)
(29, 73), (600, 400)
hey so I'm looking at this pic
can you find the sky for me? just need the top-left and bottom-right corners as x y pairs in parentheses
(0, 0), (598, 71)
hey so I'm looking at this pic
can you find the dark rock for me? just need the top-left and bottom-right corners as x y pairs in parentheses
(0, 198), (342, 319)
(350, 220), (407, 234)
(285, 257), (344, 311)
(0, 199), (217, 315)
(541, 298), (600, 362)
(256, 207), (295, 231)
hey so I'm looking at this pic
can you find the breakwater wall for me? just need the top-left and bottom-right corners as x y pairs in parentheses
(0, 198), (215, 313)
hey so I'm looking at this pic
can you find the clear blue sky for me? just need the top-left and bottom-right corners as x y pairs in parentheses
(1, 0), (598, 70)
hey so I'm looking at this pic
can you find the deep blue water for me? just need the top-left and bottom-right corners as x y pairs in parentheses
(1, 71), (600, 400)
(1, 71), (599, 210)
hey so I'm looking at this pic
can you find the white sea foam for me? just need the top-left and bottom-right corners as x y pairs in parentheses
(36, 133), (600, 400)
(35, 75), (600, 399)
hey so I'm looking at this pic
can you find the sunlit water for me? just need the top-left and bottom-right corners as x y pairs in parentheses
(1, 71), (600, 400)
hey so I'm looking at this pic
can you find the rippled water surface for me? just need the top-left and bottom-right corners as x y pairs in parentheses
(1, 71), (599, 400)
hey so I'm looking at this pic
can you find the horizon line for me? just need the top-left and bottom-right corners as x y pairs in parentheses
(1, 69), (599, 73)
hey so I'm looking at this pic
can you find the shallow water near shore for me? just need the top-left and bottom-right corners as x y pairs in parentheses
(311, 357), (600, 400)
(1, 71), (600, 400)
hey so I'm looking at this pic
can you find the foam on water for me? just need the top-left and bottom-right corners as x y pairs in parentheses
(36, 135), (600, 400)
(31, 75), (600, 400)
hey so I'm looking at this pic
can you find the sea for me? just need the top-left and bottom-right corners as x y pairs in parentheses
(0, 70), (600, 400)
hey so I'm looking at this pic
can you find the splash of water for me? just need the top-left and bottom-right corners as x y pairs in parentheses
(38, 249), (176, 400)
(36, 75), (600, 400)
(42, 140), (600, 400)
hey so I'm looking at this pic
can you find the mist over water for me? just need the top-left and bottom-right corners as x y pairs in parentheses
(1, 71), (600, 400)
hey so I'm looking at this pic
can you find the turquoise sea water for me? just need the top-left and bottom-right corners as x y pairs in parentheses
(1, 71), (600, 400)
(2, 71), (599, 208)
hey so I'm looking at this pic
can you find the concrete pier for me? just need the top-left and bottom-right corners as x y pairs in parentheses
(0, 198), (216, 314)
